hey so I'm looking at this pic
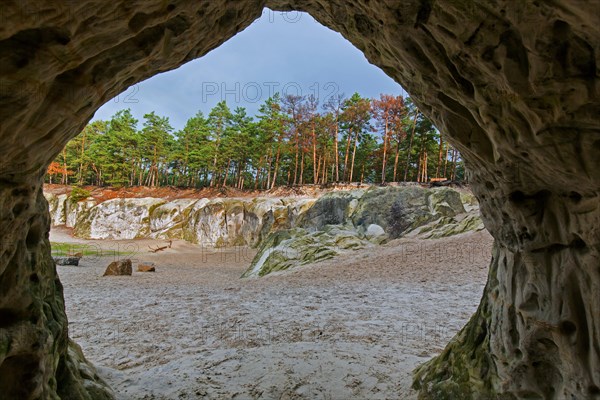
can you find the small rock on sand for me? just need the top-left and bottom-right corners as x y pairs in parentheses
(53, 256), (81, 266)
(138, 263), (156, 272)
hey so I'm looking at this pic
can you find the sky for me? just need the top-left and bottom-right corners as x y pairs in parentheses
(92, 9), (406, 131)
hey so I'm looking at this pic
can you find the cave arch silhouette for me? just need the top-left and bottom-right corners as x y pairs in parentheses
(0, 1), (598, 399)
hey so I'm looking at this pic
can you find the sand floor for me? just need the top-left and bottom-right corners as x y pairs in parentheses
(52, 227), (493, 399)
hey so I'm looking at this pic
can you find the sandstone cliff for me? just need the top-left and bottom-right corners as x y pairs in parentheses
(45, 186), (483, 278)
(243, 186), (483, 277)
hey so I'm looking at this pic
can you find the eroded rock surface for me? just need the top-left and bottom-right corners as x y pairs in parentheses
(45, 192), (315, 246)
(0, 1), (598, 399)
(243, 186), (478, 277)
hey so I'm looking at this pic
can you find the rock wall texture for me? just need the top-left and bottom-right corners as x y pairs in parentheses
(45, 192), (314, 246)
(46, 186), (480, 279)
(0, 179), (113, 399)
(0, 1), (598, 399)
(243, 186), (481, 278)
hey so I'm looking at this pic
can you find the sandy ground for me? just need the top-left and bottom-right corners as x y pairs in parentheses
(52, 227), (493, 400)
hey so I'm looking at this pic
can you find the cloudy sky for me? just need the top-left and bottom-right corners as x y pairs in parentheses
(92, 9), (406, 131)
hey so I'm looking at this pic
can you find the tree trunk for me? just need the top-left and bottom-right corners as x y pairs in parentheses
(443, 145), (450, 178)
(415, 130), (427, 183)
(222, 158), (231, 187)
(334, 122), (339, 181)
(236, 161), (243, 189)
(450, 148), (457, 180)
(403, 109), (419, 182)
(78, 130), (86, 185)
(299, 151), (304, 185)
(210, 131), (221, 187)
(393, 137), (401, 182)
(254, 159), (262, 190)
(349, 130), (359, 183)
(360, 164), (365, 185)
(265, 149), (272, 190)
(61, 148), (68, 184)
(436, 134), (444, 178)
(381, 119), (389, 183)
(270, 146), (280, 190)
(293, 129), (299, 186)
(422, 151), (428, 182)
(321, 154), (327, 184)
(343, 129), (352, 182)
(312, 123), (317, 184)
(315, 154), (322, 185)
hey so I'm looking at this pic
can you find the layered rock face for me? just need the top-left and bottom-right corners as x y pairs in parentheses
(243, 186), (481, 277)
(46, 187), (480, 277)
(0, 1), (598, 399)
(45, 192), (314, 246)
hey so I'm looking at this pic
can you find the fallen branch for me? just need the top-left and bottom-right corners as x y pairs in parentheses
(148, 240), (173, 253)
(148, 245), (168, 253)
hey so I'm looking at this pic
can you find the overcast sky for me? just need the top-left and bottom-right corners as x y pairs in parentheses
(92, 9), (406, 131)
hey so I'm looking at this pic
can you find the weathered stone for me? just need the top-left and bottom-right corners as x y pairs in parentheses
(427, 187), (466, 217)
(102, 259), (133, 276)
(242, 225), (372, 278)
(244, 187), (477, 277)
(53, 256), (81, 266)
(47, 193), (315, 247)
(0, 1), (598, 398)
(366, 224), (386, 238)
(137, 263), (156, 272)
(150, 199), (198, 239)
(297, 190), (363, 231)
(76, 198), (166, 239)
(0, 182), (113, 399)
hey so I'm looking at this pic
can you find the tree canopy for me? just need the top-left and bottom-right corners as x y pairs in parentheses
(48, 93), (464, 188)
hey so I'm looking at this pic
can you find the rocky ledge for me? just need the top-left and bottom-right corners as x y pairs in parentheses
(46, 186), (482, 278)
(242, 186), (483, 277)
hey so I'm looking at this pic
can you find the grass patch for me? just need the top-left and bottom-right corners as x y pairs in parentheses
(50, 242), (133, 257)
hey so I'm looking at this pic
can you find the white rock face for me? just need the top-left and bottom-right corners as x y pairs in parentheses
(366, 224), (386, 238)
(149, 199), (199, 238)
(65, 199), (96, 228)
(52, 194), (68, 226)
(78, 198), (165, 239)
(47, 194), (316, 246)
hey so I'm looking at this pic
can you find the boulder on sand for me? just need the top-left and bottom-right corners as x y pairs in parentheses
(53, 257), (81, 266)
(137, 263), (156, 272)
(102, 259), (132, 276)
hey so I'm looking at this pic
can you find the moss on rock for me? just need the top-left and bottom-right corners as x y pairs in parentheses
(412, 244), (506, 400)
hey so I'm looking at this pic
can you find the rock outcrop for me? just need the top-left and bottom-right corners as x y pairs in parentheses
(243, 186), (477, 277)
(44, 192), (315, 247)
(0, 1), (598, 399)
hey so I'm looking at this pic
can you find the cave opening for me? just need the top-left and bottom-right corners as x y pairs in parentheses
(46, 9), (488, 399)
(0, 1), (598, 399)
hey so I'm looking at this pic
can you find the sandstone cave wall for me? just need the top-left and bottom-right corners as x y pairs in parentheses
(0, 1), (598, 398)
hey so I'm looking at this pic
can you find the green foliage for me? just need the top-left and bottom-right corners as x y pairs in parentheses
(48, 94), (465, 189)
(69, 186), (91, 202)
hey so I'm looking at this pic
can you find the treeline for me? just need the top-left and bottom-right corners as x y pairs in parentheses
(47, 93), (464, 189)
